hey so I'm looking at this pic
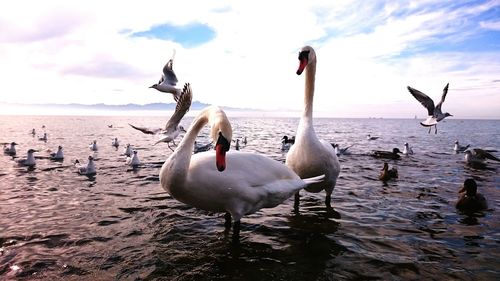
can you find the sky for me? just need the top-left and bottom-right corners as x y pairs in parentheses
(0, 0), (499, 118)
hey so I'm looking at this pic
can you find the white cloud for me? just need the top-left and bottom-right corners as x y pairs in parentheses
(0, 0), (499, 118)
(480, 20), (500, 30)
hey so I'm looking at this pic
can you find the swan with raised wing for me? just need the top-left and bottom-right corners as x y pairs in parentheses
(160, 100), (324, 239)
(285, 46), (340, 212)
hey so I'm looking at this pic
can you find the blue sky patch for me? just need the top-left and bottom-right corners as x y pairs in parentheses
(130, 23), (215, 48)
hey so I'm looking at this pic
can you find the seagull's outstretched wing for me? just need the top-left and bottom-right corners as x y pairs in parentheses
(435, 83), (449, 114)
(162, 58), (178, 87)
(128, 124), (162, 135)
(164, 83), (193, 132)
(476, 148), (500, 162)
(407, 86), (435, 116)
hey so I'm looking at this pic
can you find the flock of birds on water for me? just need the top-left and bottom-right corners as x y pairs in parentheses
(2, 46), (498, 240)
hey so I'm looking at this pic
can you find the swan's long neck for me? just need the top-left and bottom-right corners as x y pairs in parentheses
(298, 59), (317, 136)
(164, 106), (222, 181)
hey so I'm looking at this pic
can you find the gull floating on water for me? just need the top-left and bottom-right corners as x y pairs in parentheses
(193, 141), (213, 154)
(30, 128), (36, 135)
(123, 144), (133, 157)
(17, 149), (37, 167)
(464, 148), (500, 166)
(403, 142), (414, 155)
(149, 50), (182, 102)
(233, 139), (241, 151)
(407, 83), (452, 134)
(38, 133), (48, 141)
(75, 156), (96, 175)
(112, 138), (120, 147)
(126, 150), (141, 167)
(331, 143), (353, 156)
(454, 140), (470, 153)
(3, 142), (17, 156)
(129, 83), (192, 151)
(367, 134), (379, 140)
(89, 140), (98, 151)
(50, 145), (64, 160)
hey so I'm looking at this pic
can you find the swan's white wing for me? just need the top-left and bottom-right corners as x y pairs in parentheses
(407, 86), (435, 116)
(164, 83), (193, 132)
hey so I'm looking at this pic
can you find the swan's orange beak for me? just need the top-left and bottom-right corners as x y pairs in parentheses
(215, 132), (230, 172)
(296, 58), (307, 75)
(216, 144), (226, 172)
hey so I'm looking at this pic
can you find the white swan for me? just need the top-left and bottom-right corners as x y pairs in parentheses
(285, 46), (341, 211)
(160, 103), (324, 238)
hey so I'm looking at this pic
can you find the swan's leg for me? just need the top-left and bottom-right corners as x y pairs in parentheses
(325, 194), (332, 209)
(293, 191), (300, 212)
(224, 212), (232, 229)
(232, 220), (241, 240)
(428, 126), (431, 134)
(435, 125), (438, 134)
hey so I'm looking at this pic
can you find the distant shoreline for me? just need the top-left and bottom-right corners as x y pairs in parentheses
(0, 102), (498, 119)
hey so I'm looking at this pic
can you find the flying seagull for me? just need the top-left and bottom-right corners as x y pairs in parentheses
(129, 83), (193, 151)
(149, 50), (182, 102)
(407, 83), (452, 134)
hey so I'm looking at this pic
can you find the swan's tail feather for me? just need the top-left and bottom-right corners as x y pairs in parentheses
(302, 174), (325, 184)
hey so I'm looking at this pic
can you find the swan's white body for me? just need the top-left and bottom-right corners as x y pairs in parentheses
(285, 46), (340, 209)
(160, 106), (324, 224)
(126, 151), (141, 167)
(403, 142), (413, 155)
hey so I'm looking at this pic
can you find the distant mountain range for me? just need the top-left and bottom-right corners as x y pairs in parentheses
(0, 101), (261, 112)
